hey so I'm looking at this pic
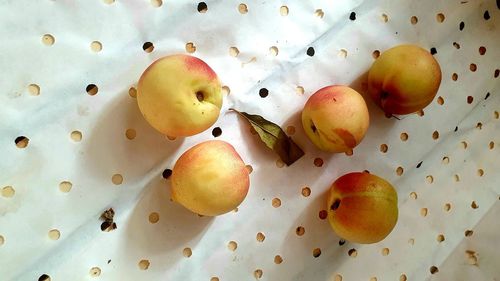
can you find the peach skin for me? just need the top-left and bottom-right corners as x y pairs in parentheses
(171, 140), (250, 216)
(138, 54), (222, 137)
(368, 44), (442, 115)
(327, 172), (398, 244)
(302, 85), (369, 153)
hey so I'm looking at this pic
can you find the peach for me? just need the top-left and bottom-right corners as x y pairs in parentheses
(301, 85), (369, 153)
(327, 172), (398, 244)
(137, 54), (222, 137)
(171, 140), (250, 216)
(368, 44), (442, 115)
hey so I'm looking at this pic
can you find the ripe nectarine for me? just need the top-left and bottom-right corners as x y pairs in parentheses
(138, 54), (222, 137)
(368, 44), (442, 115)
(171, 140), (250, 216)
(302, 85), (369, 153)
(327, 172), (398, 244)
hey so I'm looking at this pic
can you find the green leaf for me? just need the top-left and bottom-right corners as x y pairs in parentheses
(230, 108), (305, 166)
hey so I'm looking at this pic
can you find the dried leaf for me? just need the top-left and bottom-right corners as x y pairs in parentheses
(100, 208), (115, 221)
(100, 221), (112, 231)
(230, 109), (304, 166)
(100, 208), (117, 232)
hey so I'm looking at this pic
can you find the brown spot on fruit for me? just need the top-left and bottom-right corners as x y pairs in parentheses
(196, 91), (204, 101)
(311, 123), (317, 133)
(331, 199), (341, 211)
(334, 128), (356, 148)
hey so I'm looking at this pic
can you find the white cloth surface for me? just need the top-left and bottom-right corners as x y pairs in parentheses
(0, 0), (499, 280)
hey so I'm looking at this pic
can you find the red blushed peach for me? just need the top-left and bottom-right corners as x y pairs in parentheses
(302, 85), (369, 153)
(368, 44), (442, 115)
(138, 54), (222, 137)
(327, 172), (398, 244)
(171, 140), (250, 216)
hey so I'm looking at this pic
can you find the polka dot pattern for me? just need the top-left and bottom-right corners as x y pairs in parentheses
(89, 267), (101, 277)
(1, 1), (498, 281)
(138, 260), (150, 270)
(227, 241), (237, 251)
(90, 41), (102, 52)
(2, 186), (15, 198)
(28, 84), (40, 96)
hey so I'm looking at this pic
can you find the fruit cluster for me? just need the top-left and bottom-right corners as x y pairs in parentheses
(137, 44), (442, 244)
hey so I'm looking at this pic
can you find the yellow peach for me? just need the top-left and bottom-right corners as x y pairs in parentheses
(302, 85), (369, 153)
(171, 140), (250, 216)
(368, 44), (442, 115)
(138, 54), (222, 137)
(327, 172), (398, 244)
